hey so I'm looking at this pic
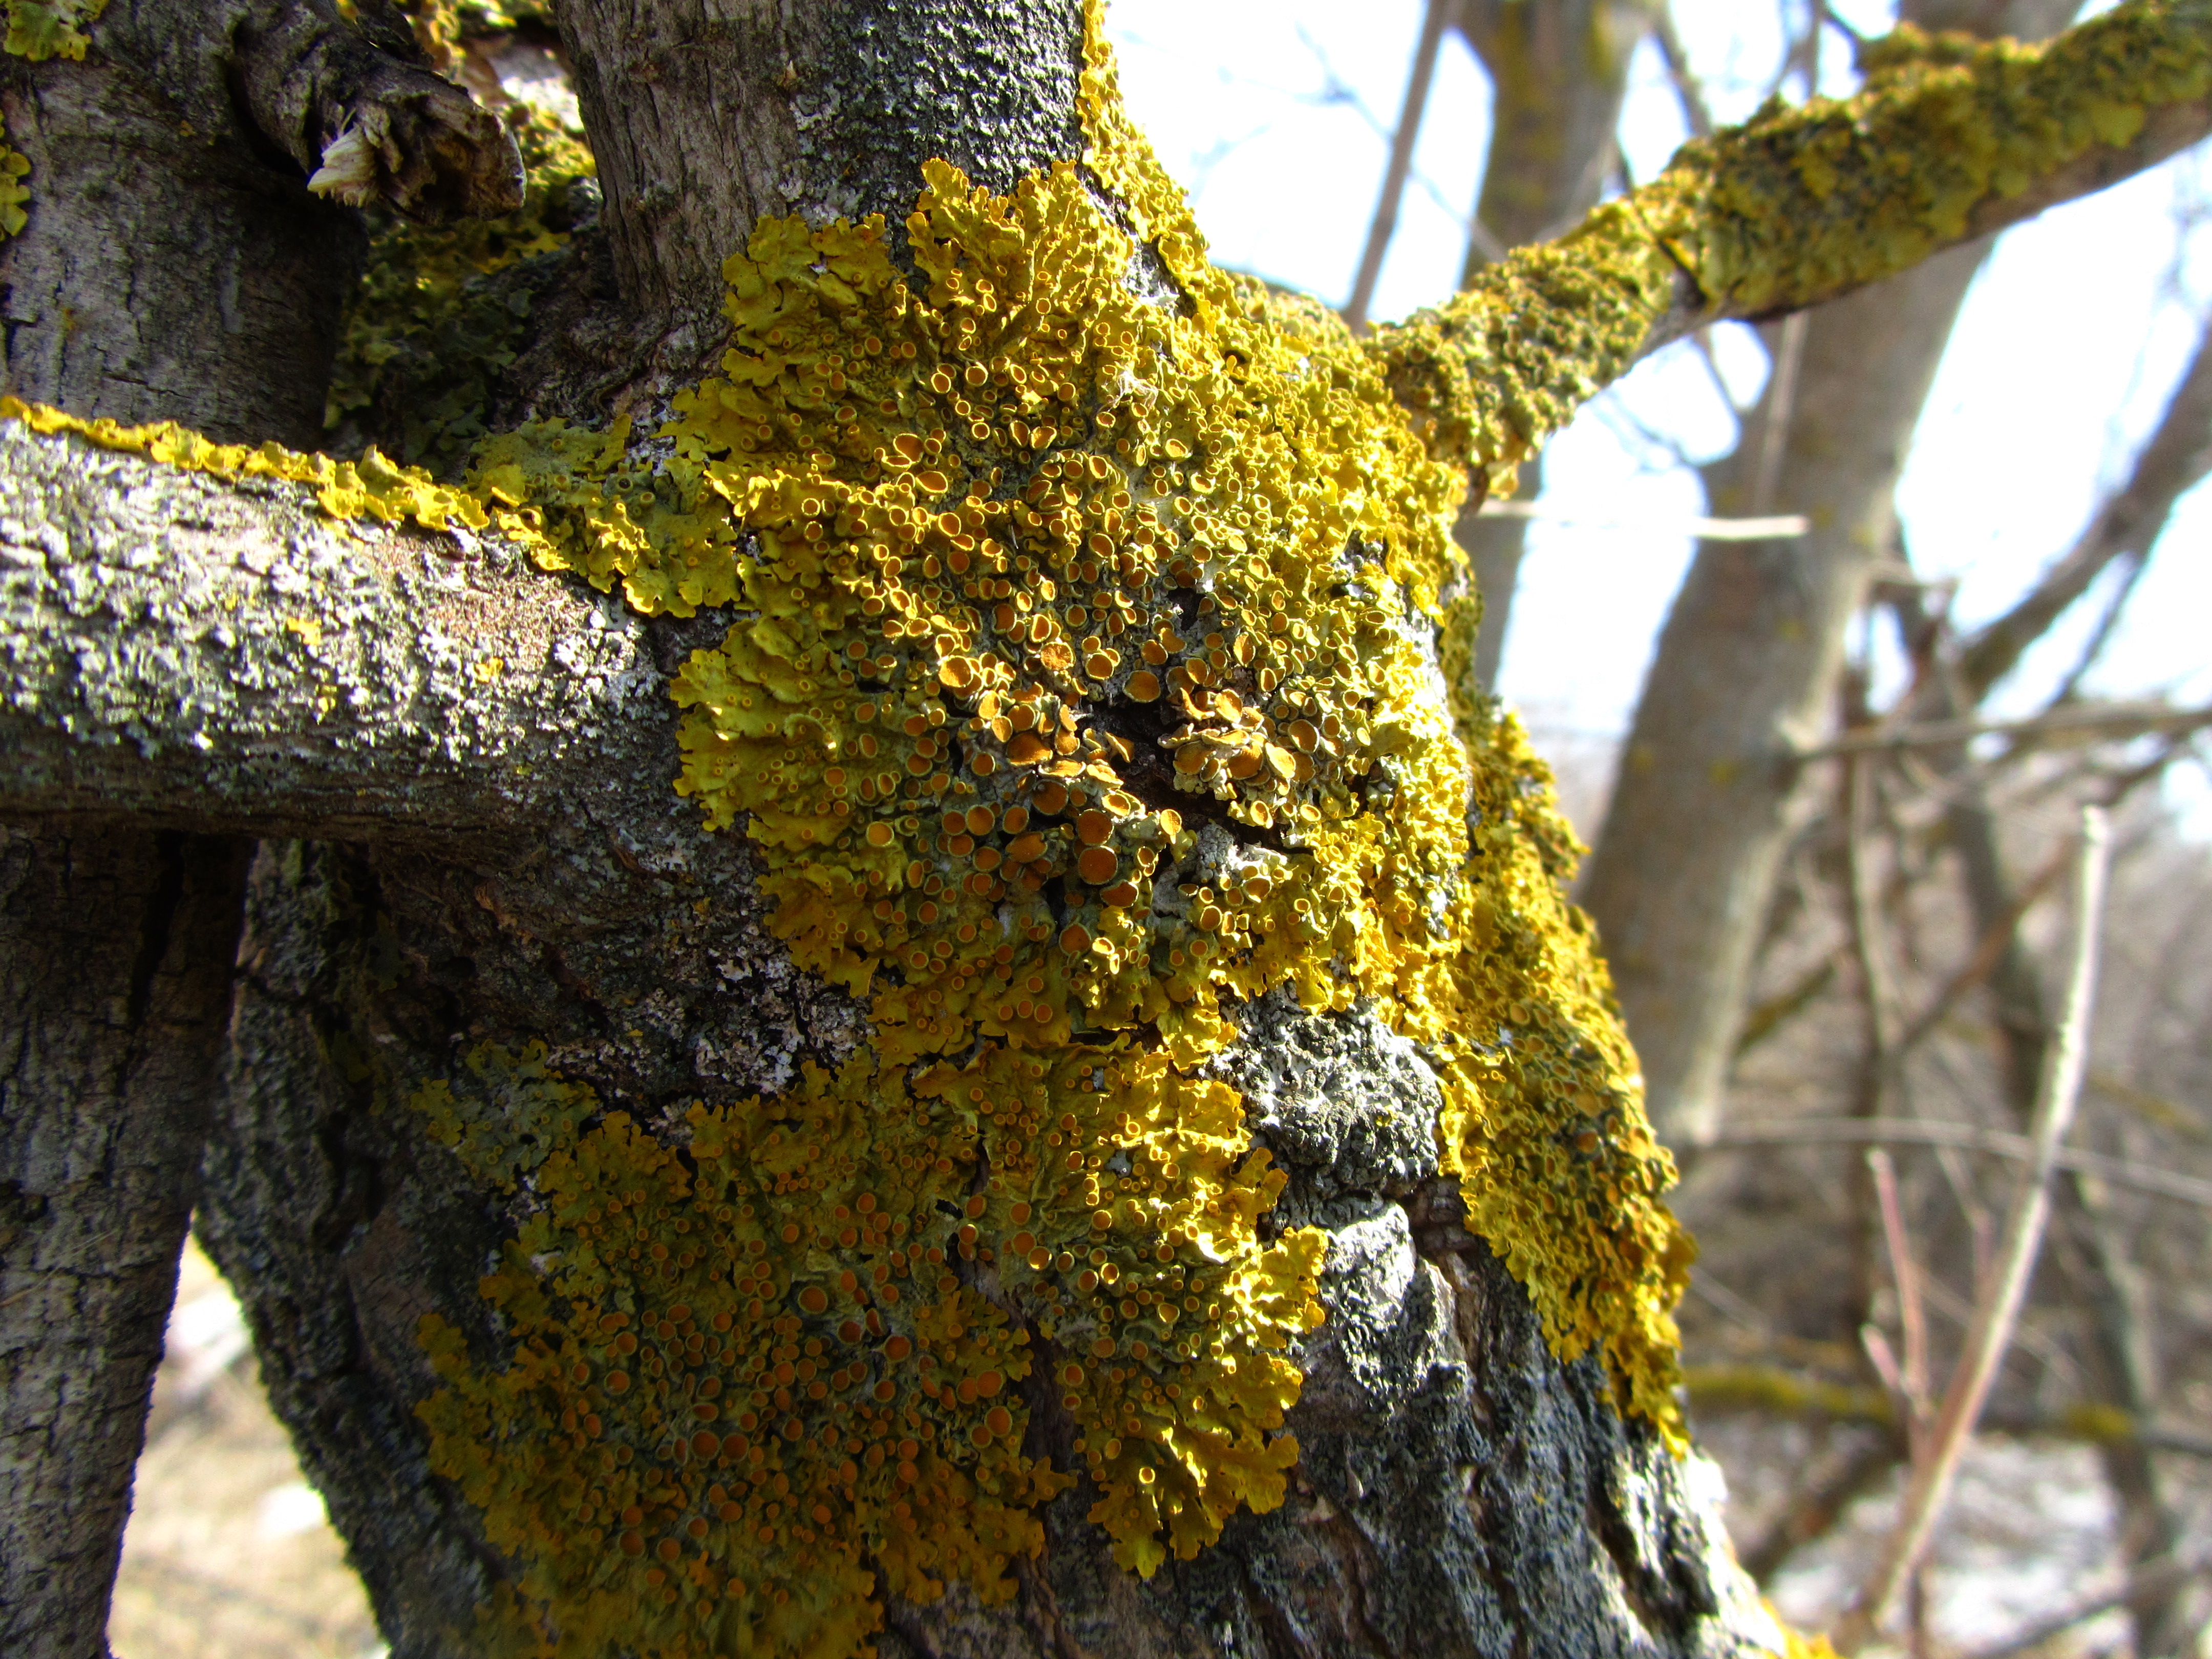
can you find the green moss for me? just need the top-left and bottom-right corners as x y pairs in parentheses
(0, 112), (27, 239)
(327, 100), (595, 475)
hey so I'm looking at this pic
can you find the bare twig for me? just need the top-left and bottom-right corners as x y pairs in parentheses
(1834, 807), (2113, 1652)
(1867, 1150), (1930, 1434)
(1750, 311), (1810, 515)
(1800, 700), (2212, 760)
(1473, 500), (1810, 538)
(1684, 1365), (2212, 1458)
(1344, 0), (1451, 332)
(1652, 1), (1714, 137)
(1733, 951), (1840, 1059)
(1960, 310), (2212, 700)
(1890, 836), (2074, 1063)
(1707, 1119), (2212, 1211)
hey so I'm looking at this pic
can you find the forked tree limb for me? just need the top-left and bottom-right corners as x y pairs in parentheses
(1834, 807), (2114, 1652)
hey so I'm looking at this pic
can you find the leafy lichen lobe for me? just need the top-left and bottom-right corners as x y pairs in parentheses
(4, 5), (1716, 1655)
(398, 12), (1691, 1654)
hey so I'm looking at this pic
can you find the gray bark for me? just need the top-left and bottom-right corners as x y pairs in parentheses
(0, 420), (665, 841)
(546, 0), (1084, 360)
(0, 6), (518, 1653)
(0, 0), (518, 449)
(0, 826), (248, 1658)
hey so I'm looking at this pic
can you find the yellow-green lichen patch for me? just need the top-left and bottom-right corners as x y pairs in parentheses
(326, 100), (595, 475)
(0, 111), (27, 239)
(414, 1035), (1327, 1656)
(3, 1), (1695, 1649)
(4, 0), (104, 60)
(405, 6), (1690, 1649)
(1376, 0), (2212, 499)
(0, 396), (491, 532)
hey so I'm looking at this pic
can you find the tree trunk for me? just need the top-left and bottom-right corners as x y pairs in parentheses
(1578, 0), (2081, 1143)
(201, 826), (1782, 1655)
(0, 827), (248, 1658)
(0, 5), (517, 1650)
(5, 1), (2209, 1654)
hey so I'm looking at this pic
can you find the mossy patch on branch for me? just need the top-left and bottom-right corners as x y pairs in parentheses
(326, 95), (595, 474)
(0, 111), (27, 239)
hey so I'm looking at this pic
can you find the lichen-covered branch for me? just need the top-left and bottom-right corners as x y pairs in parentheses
(1370, 0), (2212, 492)
(0, 414), (664, 840)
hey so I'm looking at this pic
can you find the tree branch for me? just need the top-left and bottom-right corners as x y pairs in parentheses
(1707, 1117), (2212, 1211)
(1368, 0), (2212, 484)
(1836, 807), (2113, 1652)
(0, 418), (670, 841)
(1344, 0), (1451, 332)
(1799, 699), (2212, 759)
(1959, 307), (2212, 699)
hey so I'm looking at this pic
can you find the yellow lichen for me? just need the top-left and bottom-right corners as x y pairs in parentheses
(3, 0), (104, 61)
(0, 5), (1695, 1649)
(0, 395), (491, 532)
(399, 7), (1689, 1650)
(23, 4), (2193, 1653)
(0, 111), (27, 239)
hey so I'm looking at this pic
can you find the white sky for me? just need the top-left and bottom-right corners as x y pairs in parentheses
(1104, 0), (2212, 826)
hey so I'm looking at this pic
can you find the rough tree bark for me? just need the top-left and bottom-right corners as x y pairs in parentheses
(0, 827), (249, 1656)
(2, 2), (2208, 1656)
(0, 5), (516, 1651)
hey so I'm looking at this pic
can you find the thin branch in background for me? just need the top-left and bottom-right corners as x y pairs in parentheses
(1750, 310), (1810, 515)
(1845, 755), (1901, 1080)
(1707, 1118), (2212, 1212)
(1733, 951), (1840, 1059)
(1867, 1149), (1930, 1432)
(1686, 325), (1749, 420)
(1958, 306), (2212, 700)
(1801, 699), (2212, 760)
(1690, 1268), (1775, 1337)
(2046, 551), (2150, 709)
(1963, 1546), (2212, 1659)
(1892, 835), (2074, 1062)
(1834, 806), (2114, 1653)
(1741, 1436), (1904, 1585)
(1653, 1), (1714, 137)
(1343, 0), (1450, 332)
